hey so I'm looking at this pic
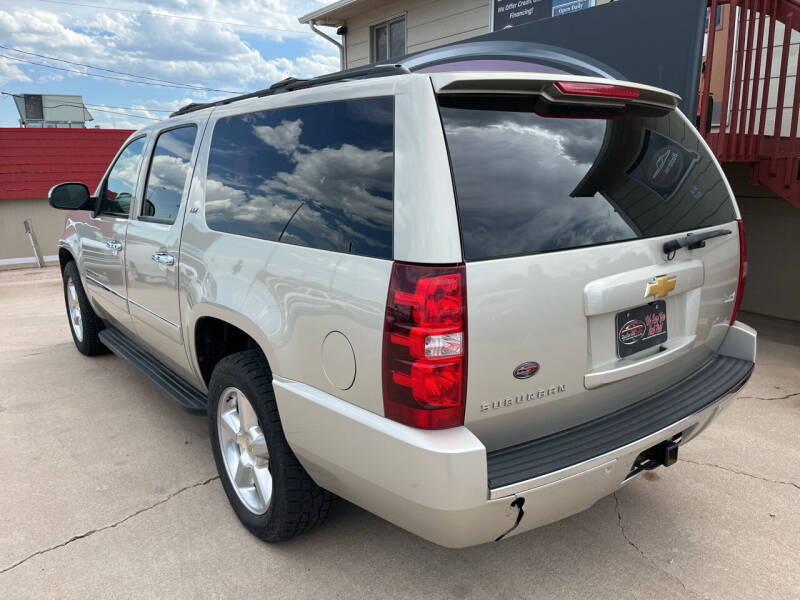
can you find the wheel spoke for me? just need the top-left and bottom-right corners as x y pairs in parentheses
(215, 386), (271, 515)
(249, 433), (268, 459)
(220, 408), (241, 436)
(238, 396), (258, 434)
(252, 465), (272, 507)
(234, 457), (253, 487)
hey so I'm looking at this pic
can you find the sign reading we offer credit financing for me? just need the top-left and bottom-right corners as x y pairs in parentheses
(492, 0), (595, 30)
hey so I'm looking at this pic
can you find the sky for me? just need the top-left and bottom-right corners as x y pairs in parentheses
(0, 0), (341, 129)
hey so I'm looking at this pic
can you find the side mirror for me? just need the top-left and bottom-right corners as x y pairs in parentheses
(48, 182), (94, 210)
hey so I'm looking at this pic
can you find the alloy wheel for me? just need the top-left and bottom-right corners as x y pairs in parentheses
(216, 387), (272, 514)
(66, 276), (84, 342)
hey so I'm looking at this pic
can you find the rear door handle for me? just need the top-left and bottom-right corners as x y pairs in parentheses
(106, 240), (123, 251)
(151, 252), (175, 266)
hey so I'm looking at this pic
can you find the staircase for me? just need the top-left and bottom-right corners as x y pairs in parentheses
(701, 0), (800, 208)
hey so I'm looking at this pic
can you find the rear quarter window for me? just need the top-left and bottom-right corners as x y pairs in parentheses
(204, 97), (394, 259)
(438, 96), (736, 261)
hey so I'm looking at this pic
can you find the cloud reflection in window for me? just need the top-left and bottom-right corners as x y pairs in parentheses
(205, 98), (394, 259)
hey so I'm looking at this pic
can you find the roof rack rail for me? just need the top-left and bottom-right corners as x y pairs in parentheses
(169, 64), (410, 118)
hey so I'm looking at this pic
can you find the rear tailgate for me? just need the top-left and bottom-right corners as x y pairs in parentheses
(433, 74), (741, 451)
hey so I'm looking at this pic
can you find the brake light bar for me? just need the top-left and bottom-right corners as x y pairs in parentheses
(555, 81), (640, 100)
(382, 263), (467, 429)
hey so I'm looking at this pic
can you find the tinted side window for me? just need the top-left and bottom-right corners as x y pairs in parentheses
(100, 137), (146, 217)
(205, 97), (394, 259)
(141, 125), (197, 224)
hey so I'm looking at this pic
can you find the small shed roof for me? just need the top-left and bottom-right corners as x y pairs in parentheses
(0, 127), (134, 200)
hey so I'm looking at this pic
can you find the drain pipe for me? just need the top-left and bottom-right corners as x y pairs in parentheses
(309, 21), (345, 70)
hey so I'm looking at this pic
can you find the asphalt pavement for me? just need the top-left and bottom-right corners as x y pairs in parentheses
(1, 267), (798, 599)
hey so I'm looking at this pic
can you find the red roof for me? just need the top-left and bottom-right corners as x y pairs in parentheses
(0, 127), (135, 200)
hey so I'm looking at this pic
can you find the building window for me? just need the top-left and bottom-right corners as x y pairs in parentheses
(371, 16), (405, 62)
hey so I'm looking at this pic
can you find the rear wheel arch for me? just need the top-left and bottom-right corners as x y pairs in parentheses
(193, 315), (276, 387)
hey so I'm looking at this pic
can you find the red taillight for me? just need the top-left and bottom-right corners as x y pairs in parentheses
(382, 262), (467, 429)
(555, 81), (640, 99)
(730, 219), (747, 325)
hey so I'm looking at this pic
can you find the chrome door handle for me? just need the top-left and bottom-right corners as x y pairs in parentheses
(106, 240), (123, 251)
(151, 252), (175, 266)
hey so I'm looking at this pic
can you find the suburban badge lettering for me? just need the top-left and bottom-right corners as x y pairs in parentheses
(480, 384), (567, 412)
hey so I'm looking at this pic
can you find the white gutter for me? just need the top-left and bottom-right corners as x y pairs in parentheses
(309, 21), (345, 70)
(298, 0), (360, 25)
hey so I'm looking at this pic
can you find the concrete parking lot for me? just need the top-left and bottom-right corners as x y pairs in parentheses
(0, 267), (798, 599)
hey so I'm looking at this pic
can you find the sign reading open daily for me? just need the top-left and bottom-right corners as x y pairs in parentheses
(492, 0), (595, 31)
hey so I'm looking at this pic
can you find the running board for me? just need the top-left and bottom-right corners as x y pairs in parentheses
(98, 327), (207, 412)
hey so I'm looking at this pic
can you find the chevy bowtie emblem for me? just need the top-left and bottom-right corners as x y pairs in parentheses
(645, 275), (677, 298)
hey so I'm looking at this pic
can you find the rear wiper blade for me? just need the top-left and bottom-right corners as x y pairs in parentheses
(662, 228), (732, 255)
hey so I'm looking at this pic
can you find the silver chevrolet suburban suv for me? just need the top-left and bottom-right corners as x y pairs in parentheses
(49, 68), (756, 548)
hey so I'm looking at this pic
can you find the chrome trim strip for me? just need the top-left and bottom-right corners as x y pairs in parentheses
(85, 274), (127, 301)
(128, 298), (179, 329)
(85, 274), (178, 329)
(487, 380), (746, 500)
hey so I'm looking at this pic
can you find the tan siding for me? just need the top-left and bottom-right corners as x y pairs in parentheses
(341, 0), (613, 68)
(407, 4), (489, 49)
(344, 0), (490, 68)
(407, 25), (489, 53)
(347, 40), (369, 65)
(406, 0), (487, 29)
(349, 56), (371, 68)
(0, 198), (64, 268)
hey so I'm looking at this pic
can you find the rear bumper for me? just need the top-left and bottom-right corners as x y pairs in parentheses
(274, 322), (756, 548)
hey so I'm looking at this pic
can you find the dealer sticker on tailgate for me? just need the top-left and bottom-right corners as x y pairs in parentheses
(615, 301), (668, 358)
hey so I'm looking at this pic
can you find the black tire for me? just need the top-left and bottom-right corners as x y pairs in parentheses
(208, 350), (333, 542)
(62, 261), (107, 356)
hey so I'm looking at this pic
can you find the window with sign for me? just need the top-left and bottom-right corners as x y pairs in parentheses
(438, 95), (737, 261)
(371, 16), (405, 62)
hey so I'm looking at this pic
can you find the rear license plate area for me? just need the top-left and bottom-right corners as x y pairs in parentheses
(615, 300), (668, 358)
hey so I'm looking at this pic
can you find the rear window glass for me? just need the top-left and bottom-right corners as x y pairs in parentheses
(439, 96), (736, 261)
(205, 97), (394, 259)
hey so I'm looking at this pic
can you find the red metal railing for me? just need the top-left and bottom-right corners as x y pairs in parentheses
(701, 0), (800, 207)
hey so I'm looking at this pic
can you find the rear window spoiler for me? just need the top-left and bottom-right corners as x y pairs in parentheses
(430, 73), (680, 111)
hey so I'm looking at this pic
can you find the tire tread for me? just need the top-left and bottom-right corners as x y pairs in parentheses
(62, 261), (107, 356)
(208, 350), (333, 542)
